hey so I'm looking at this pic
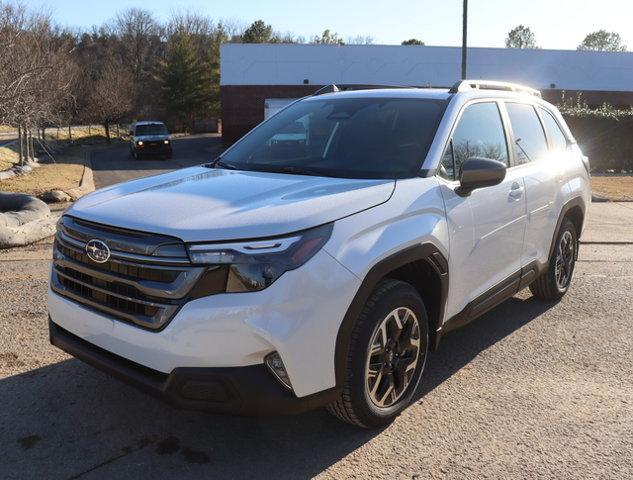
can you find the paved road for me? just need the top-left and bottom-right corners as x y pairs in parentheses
(91, 134), (224, 189)
(1, 203), (632, 479)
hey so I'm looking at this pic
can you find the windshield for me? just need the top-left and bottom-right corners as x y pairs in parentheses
(135, 123), (168, 136)
(219, 97), (446, 179)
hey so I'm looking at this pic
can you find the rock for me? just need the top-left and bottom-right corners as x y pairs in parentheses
(0, 192), (53, 248)
(39, 190), (72, 203)
(14, 164), (32, 174)
(0, 192), (50, 228)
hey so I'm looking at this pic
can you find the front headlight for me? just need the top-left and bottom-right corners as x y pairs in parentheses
(163, 139), (170, 144)
(137, 140), (144, 146)
(187, 223), (332, 292)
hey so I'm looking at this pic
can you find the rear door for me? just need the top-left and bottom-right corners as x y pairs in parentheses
(504, 102), (568, 268)
(437, 100), (528, 320)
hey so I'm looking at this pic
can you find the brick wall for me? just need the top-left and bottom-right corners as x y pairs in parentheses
(221, 85), (322, 145)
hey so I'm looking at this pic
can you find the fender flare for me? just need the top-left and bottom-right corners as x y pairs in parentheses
(548, 196), (586, 260)
(333, 243), (449, 386)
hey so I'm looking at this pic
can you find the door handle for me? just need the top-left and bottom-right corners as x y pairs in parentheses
(509, 182), (524, 199)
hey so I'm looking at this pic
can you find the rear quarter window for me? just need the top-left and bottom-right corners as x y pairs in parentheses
(539, 107), (568, 152)
(505, 102), (548, 165)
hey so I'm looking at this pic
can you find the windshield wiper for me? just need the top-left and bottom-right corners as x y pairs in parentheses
(209, 157), (240, 170)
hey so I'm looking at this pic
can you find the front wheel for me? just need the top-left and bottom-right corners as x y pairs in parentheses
(530, 218), (578, 300)
(327, 279), (428, 428)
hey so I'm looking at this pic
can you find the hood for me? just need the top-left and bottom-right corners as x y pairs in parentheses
(69, 167), (395, 242)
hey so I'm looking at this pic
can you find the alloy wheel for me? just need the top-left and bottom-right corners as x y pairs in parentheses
(364, 307), (421, 408)
(555, 230), (575, 290)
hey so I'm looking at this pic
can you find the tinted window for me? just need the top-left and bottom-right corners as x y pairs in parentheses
(506, 103), (548, 164)
(539, 108), (568, 152)
(219, 97), (446, 179)
(136, 123), (168, 135)
(441, 102), (508, 180)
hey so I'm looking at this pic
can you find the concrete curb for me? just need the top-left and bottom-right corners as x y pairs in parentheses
(64, 151), (95, 200)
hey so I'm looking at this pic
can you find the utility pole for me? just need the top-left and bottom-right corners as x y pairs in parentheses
(461, 0), (468, 79)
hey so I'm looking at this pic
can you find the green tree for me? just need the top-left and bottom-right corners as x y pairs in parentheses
(505, 25), (538, 48)
(577, 30), (627, 51)
(313, 29), (344, 45)
(241, 20), (274, 43)
(401, 38), (424, 45)
(156, 31), (214, 131)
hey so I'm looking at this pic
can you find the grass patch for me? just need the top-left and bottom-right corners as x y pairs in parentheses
(0, 143), (19, 170)
(0, 145), (86, 196)
(0, 163), (84, 195)
(591, 176), (633, 201)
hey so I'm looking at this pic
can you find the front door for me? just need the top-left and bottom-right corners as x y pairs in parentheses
(437, 101), (527, 320)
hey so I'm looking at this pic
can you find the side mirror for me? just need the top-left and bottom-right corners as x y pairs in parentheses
(456, 157), (506, 196)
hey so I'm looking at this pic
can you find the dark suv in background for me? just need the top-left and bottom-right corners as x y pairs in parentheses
(129, 121), (172, 159)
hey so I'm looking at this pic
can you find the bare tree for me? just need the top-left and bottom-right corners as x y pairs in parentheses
(0, 2), (75, 163)
(312, 29), (344, 45)
(88, 62), (135, 143)
(347, 35), (374, 45)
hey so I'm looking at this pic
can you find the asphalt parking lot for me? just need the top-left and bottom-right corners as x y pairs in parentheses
(1, 162), (632, 478)
(90, 134), (224, 189)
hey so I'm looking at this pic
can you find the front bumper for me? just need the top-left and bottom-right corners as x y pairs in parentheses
(134, 143), (171, 155)
(50, 318), (340, 415)
(48, 249), (361, 398)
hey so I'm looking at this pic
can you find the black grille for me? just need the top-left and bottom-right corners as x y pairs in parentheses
(50, 216), (215, 330)
(57, 273), (158, 318)
(56, 242), (180, 283)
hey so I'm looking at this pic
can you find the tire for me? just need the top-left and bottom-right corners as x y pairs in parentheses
(530, 218), (578, 301)
(327, 279), (429, 428)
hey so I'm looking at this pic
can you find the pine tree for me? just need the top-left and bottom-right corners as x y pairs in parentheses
(156, 31), (214, 131)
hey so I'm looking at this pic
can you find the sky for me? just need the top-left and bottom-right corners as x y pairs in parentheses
(26, 0), (633, 50)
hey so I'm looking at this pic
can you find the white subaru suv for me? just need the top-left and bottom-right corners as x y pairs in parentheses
(48, 80), (590, 427)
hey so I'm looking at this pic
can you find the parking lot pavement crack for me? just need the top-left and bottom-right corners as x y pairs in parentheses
(65, 441), (153, 480)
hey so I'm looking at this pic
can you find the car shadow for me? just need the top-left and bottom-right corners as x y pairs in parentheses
(1, 294), (554, 479)
(417, 295), (555, 400)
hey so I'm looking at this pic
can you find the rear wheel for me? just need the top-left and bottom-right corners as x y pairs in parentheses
(327, 279), (428, 428)
(530, 218), (578, 300)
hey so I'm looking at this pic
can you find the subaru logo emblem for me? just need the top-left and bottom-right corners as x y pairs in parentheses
(86, 239), (111, 263)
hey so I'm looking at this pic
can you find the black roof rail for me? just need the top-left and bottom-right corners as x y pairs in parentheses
(449, 79), (541, 97)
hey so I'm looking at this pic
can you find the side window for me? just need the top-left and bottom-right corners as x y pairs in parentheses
(442, 102), (508, 181)
(539, 107), (568, 152)
(505, 103), (548, 165)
